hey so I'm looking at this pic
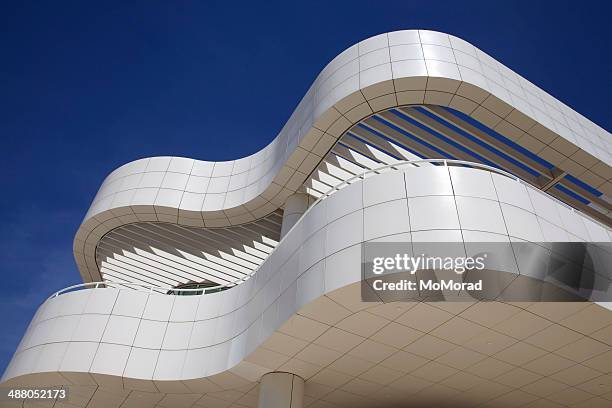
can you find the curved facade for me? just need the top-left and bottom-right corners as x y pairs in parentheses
(74, 29), (612, 284)
(3, 30), (612, 408)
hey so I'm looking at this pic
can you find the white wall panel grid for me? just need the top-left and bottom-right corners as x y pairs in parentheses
(74, 30), (612, 284)
(4, 167), (612, 402)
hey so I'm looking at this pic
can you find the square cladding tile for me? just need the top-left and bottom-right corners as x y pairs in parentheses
(298, 228), (326, 273)
(522, 353), (575, 376)
(359, 48), (391, 71)
(278, 315), (329, 342)
(295, 343), (342, 367)
(154, 349), (187, 380)
(154, 188), (182, 208)
(167, 157), (194, 174)
(455, 196), (506, 235)
(325, 210), (363, 256)
(83, 289), (118, 314)
(362, 170), (406, 207)
(296, 262), (325, 308)
(161, 322), (193, 350)
(359, 64), (393, 91)
(101, 315), (140, 346)
(404, 166), (453, 197)
(206, 176), (230, 194)
(363, 199), (410, 240)
(349, 339), (397, 364)
(169, 296), (199, 322)
(556, 204), (589, 239)
(380, 350), (429, 374)
(422, 44), (456, 64)
(430, 317), (488, 346)
(72, 314), (110, 342)
(329, 354), (375, 377)
(146, 157), (171, 172)
(419, 30), (451, 47)
(160, 172), (189, 190)
(411, 229), (463, 242)
(179, 191), (205, 212)
(392, 60), (428, 82)
(396, 303), (454, 333)
(336, 310), (390, 338)
(454, 50), (481, 71)
(459, 302), (521, 328)
(359, 365), (404, 386)
(138, 172), (165, 189)
(464, 329), (518, 357)
(389, 44), (424, 62)
(440, 371), (484, 392)
(191, 161), (214, 177)
(466, 357), (514, 379)
(133, 320), (167, 349)
(60, 342), (99, 372)
(212, 161), (234, 177)
(326, 181), (363, 222)
(181, 348), (209, 379)
(493, 310), (552, 340)
(314, 327), (365, 354)
(123, 347), (159, 379)
(388, 30), (420, 46)
(449, 167), (497, 200)
(142, 295), (175, 321)
(425, 60), (461, 81)
(359, 33), (389, 55)
(538, 218), (571, 241)
(56, 289), (92, 316)
(33, 342), (69, 372)
(46, 315), (80, 343)
(185, 175), (209, 194)
(527, 188), (563, 225)
(435, 347), (487, 370)
(111, 290), (148, 318)
(408, 196), (460, 231)
(324, 244), (362, 292)
(500, 203), (544, 242)
(188, 318), (217, 349)
(90, 343), (131, 376)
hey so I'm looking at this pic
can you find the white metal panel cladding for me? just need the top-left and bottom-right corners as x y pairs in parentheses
(3, 29), (612, 408)
(74, 30), (612, 284)
(4, 166), (612, 407)
(91, 103), (612, 290)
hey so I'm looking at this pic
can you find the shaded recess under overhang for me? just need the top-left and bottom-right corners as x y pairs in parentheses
(306, 104), (612, 227)
(95, 209), (282, 288)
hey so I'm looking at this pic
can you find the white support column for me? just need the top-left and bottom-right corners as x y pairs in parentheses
(280, 193), (312, 238)
(258, 372), (304, 408)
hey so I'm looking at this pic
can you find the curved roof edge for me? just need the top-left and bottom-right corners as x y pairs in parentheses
(74, 29), (612, 282)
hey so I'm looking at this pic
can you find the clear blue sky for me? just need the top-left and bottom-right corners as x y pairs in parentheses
(0, 1), (610, 373)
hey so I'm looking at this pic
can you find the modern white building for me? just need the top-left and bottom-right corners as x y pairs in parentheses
(2, 30), (612, 408)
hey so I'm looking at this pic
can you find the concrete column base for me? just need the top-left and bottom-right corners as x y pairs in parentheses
(257, 372), (304, 408)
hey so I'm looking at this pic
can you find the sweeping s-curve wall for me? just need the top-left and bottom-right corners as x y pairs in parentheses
(74, 30), (612, 283)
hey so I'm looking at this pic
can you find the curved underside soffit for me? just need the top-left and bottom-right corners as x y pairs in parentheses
(74, 29), (612, 284)
(96, 210), (283, 288)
